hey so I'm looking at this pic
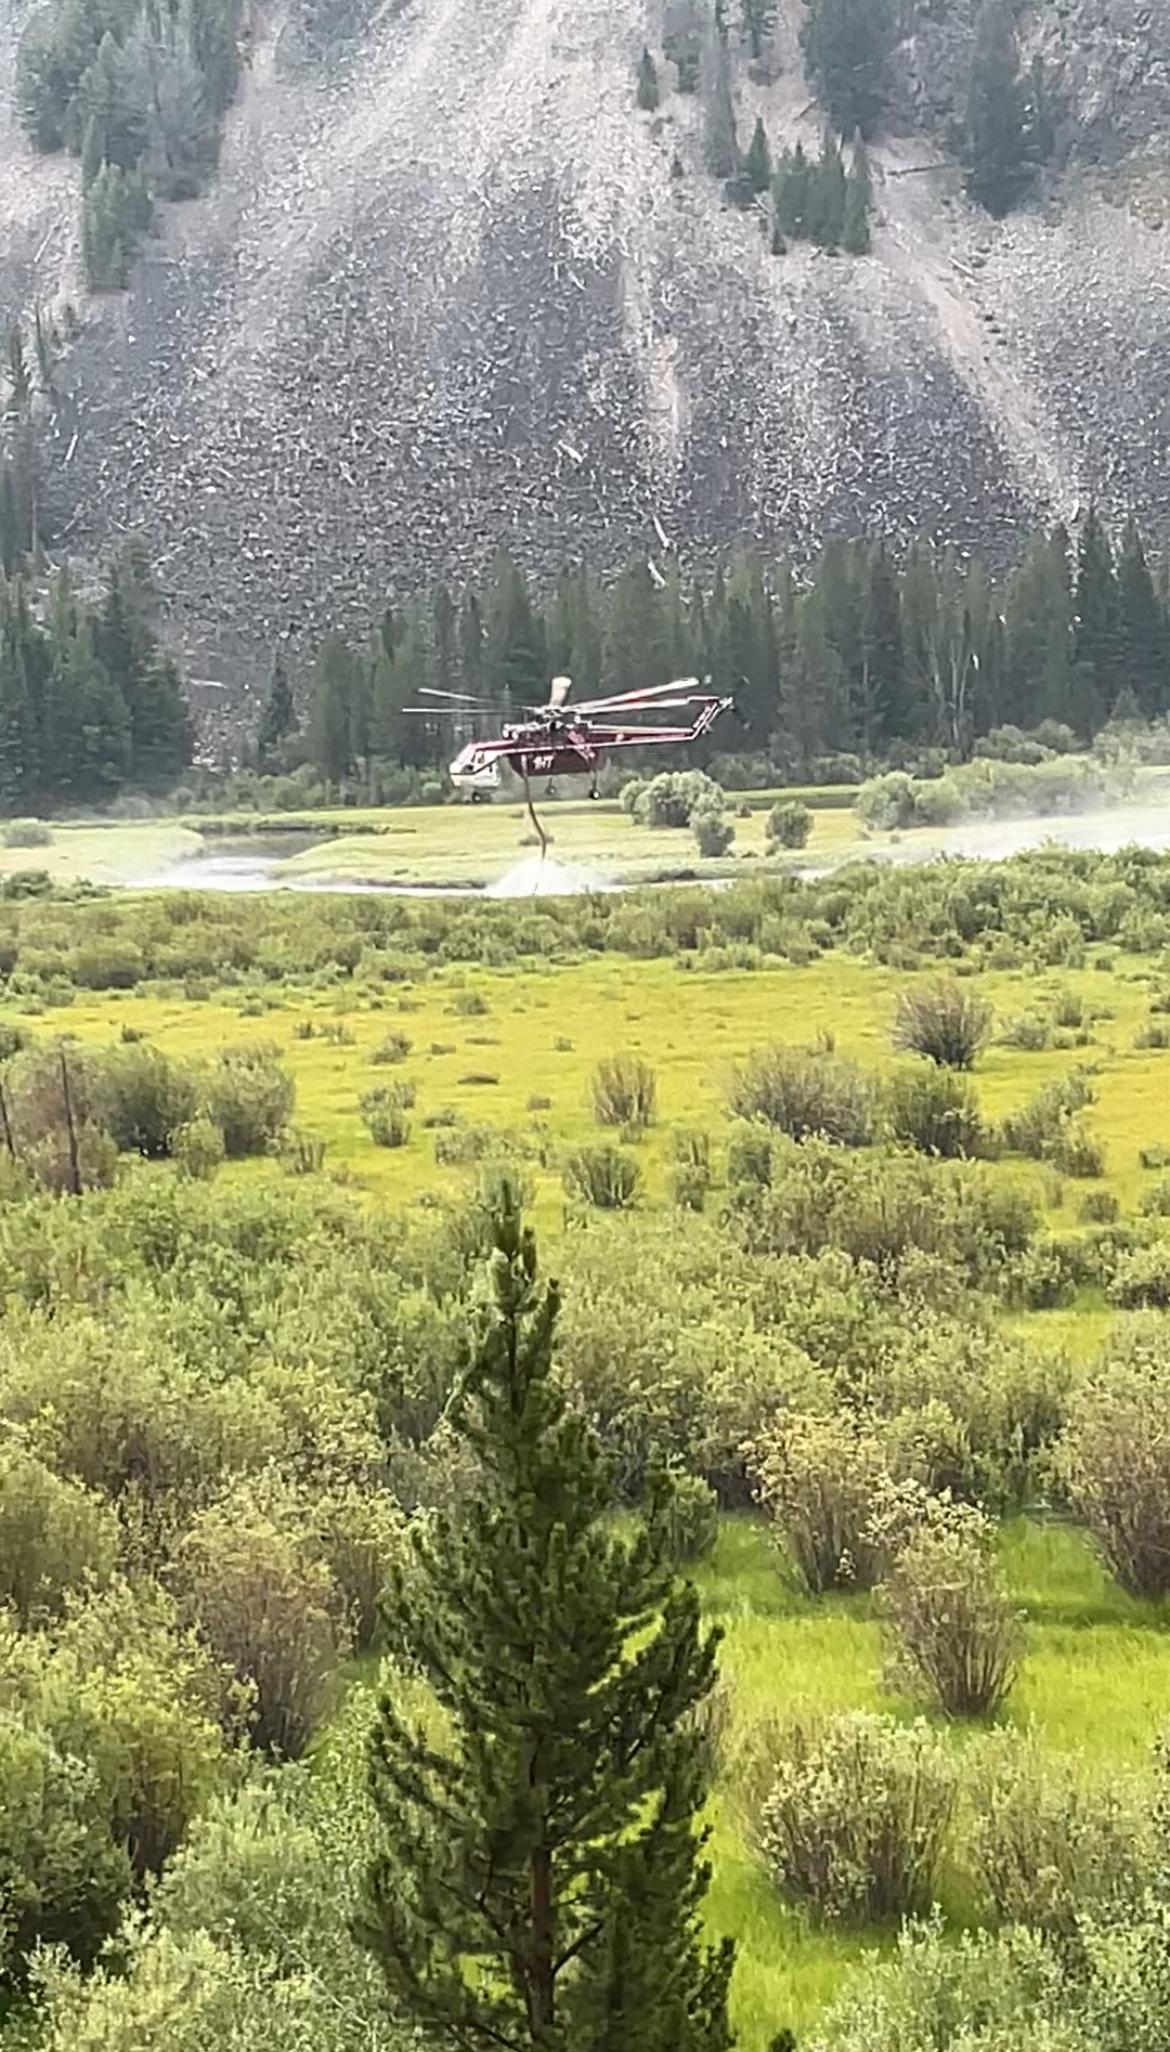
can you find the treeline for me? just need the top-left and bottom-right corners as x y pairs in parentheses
(279, 514), (1170, 792)
(16, 0), (243, 289)
(0, 555), (194, 808)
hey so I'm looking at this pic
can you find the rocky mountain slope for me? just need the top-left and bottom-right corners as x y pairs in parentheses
(2, 0), (1170, 686)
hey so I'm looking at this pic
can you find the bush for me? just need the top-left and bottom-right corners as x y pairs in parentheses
(751, 1412), (889, 1593)
(172, 1116), (226, 1181)
(2, 819), (53, 848)
(887, 1062), (985, 1159)
(1108, 1243), (1170, 1309)
(450, 988), (488, 1016)
(758, 1712), (957, 1924)
(200, 1044), (295, 1157)
(692, 802), (734, 857)
(371, 1031), (411, 1065)
(0, 1711), (130, 1976)
(659, 1473), (720, 1563)
(280, 1127), (327, 1175)
(359, 1090), (411, 1148)
(727, 1044), (876, 1147)
(633, 768), (723, 828)
(71, 939), (147, 991)
(671, 1128), (712, 1212)
(1001, 1070), (1095, 1162)
(590, 1053), (658, 1131)
(876, 1500), (1023, 1720)
(96, 1043), (199, 1159)
(0, 1444), (119, 1624)
(1140, 1177), (1170, 1218)
(967, 1729), (1149, 1937)
(306, 1482), (406, 1654)
(563, 1145), (642, 1211)
(1059, 1332), (1170, 1597)
(766, 800), (813, 850)
(172, 1485), (346, 1758)
(892, 979), (993, 1070)
(1078, 1189), (1119, 1224)
(1000, 1010), (1053, 1051)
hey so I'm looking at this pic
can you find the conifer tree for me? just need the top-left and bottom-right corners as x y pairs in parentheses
(636, 46), (660, 111)
(702, 27), (738, 179)
(859, 544), (907, 744)
(745, 115), (771, 193)
(740, 0), (776, 63)
(1073, 507), (1121, 735)
(1117, 515), (1169, 718)
(483, 554), (546, 709)
(308, 635), (358, 789)
(964, 0), (1031, 217)
(358, 1183), (734, 2052)
(808, 127), (846, 246)
(800, 0), (893, 138)
(256, 651), (297, 767)
(772, 142), (811, 239)
(841, 136), (872, 254)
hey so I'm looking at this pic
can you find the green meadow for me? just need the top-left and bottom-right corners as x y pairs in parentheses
(28, 915), (1169, 2042)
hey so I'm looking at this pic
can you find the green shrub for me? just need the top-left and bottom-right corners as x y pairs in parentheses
(200, 1044), (294, 1157)
(758, 1712), (957, 1923)
(0, 1711), (130, 1976)
(887, 1062), (985, 1159)
(563, 1145), (641, 1211)
(172, 1116), (226, 1181)
(634, 768), (723, 827)
(876, 1500), (1023, 1720)
(172, 1484), (346, 1758)
(280, 1127), (328, 1174)
(659, 1473), (720, 1563)
(0, 1444), (119, 1625)
(967, 1729), (1149, 1937)
(1140, 1144), (1170, 1171)
(692, 802), (734, 857)
(1001, 1070), (1095, 1161)
(450, 988), (488, 1016)
(434, 1123), (496, 1165)
(359, 1090), (410, 1148)
(2, 819), (53, 848)
(1140, 1177), (1170, 1217)
(727, 1044), (876, 1146)
(671, 1127), (712, 1212)
(71, 939), (147, 991)
(999, 1011), (1053, 1051)
(766, 799), (813, 850)
(1059, 1332), (1170, 1597)
(1108, 1243), (1170, 1309)
(892, 979), (993, 1070)
(1051, 1123), (1106, 1178)
(371, 1030), (411, 1064)
(751, 1411), (889, 1593)
(1078, 1189), (1120, 1224)
(95, 1043), (199, 1159)
(590, 1053), (658, 1132)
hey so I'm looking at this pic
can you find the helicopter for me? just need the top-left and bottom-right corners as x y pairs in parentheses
(405, 674), (736, 812)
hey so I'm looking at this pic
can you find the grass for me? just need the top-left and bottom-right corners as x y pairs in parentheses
(0, 819), (199, 885)
(46, 945), (1170, 1223)
(688, 1513), (1170, 2044)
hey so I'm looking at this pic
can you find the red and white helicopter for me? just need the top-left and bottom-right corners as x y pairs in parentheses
(407, 674), (736, 805)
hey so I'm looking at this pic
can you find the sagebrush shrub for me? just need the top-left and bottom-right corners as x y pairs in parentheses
(892, 979), (993, 1070)
(1000, 1070), (1094, 1161)
(1108, 1243), (1170, 1309)
(692, 802), (734, 858)
(876, 1500), (1023, 1719)
(967, 1729), (1149, 1937)
(766, 799), (812, 850)
(758, 1712), (957, 1923)
(371, 1030), (411, 1065)
(359, 1090), (410, 1148)
(660, 1473), (720, 1563)
(95, 1043), (199, 1159)
(887, 1062), (985, 1159)
(172, 1116), (226, 1181)
(200, 1043), (294, 1158)
(1059, 1334), (1170, 1596)
(563, 1145), (641, 1211)
(727, 1044), (876, 1147)
(751, 1411), (889, 1593)
(590, 1054), (657, 1131)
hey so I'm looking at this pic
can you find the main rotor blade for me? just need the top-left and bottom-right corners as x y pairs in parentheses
(414, 686), (496, 706)
(571, 678), (706, 715)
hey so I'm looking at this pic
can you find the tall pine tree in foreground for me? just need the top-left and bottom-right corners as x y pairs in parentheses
(359, 1183), (734, 2052)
